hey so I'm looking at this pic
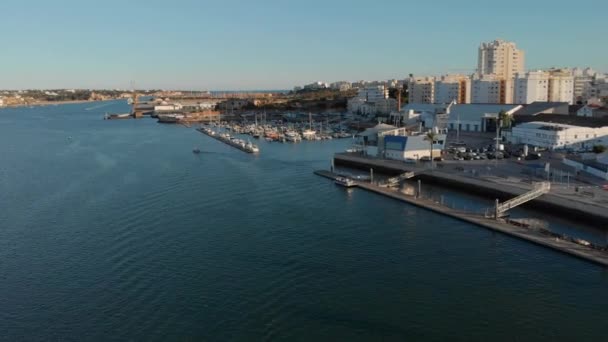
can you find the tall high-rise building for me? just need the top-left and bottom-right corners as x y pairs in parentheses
(474, 39), (525, 104)
(477, 39), (525, 80)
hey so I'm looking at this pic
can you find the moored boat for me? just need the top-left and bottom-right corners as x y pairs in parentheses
(335, 176), (357, 188)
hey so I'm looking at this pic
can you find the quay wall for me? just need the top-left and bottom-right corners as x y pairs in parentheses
(334, 154), (608, 227)
(315, 170), (608, 267)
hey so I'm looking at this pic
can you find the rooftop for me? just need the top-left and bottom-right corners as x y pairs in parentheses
(513, 102), (569, 116)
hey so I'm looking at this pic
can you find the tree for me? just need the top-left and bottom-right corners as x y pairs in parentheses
(425, 131), (438, 169)
(499, 110), (512, 129)
(592, 145), (607, 154)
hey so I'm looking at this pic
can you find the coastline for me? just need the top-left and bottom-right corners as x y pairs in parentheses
(1, 98), (121, 109)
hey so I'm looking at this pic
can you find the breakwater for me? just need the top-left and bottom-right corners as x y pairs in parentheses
(197, 127), (259, 154)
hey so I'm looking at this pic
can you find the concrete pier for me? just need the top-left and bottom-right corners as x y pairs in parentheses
(333, 153), (608, 226)
(196, 128), (259, 154)
(314, 170), (608, 267)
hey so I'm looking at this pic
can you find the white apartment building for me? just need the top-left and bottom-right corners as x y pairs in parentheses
(478, 39), (525, 80)
(471, 74), (506, 104)
(348, 85), (394, 116)
(0, 97), (4, 107)
(408, 77), (435, 104)
(434, 75), (471, 104)
(514, 71), (549, 104)
(506, 122), (608, 150)
(303, 82), (329, 90)
(357, 85), (388, 103)
(329, 81), (351, 92)
(514, 70), (574, 104)
(547, 69), (574, 104)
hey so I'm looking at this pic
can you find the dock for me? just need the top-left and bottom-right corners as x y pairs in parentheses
(314, 170), (608, 267)
(333, 153), (608, 226)
(196, 128), (259, 154)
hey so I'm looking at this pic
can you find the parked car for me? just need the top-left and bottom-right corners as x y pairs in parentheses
(525, 153), (541, 160)
(433, 156), (444, 162)
(420, 156), (431, 162)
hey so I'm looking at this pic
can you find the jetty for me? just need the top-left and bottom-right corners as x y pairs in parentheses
(196, 127), (259, 154)
(333, 153), (608, 226)
(315, 170), (608, 267)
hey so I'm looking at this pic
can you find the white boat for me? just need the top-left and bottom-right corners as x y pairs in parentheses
(285, 131), (301, 142)
(302, 129), (316, 140)
(335, 176), (357, 188)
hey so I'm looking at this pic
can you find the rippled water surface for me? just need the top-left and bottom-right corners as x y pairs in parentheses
(1, 101), (608, 341)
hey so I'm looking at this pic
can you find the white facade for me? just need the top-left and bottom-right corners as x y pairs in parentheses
(330, 81), (351, 91)
(478, 39), (525, 80)
(356, 124), (447, 161)
(471, 74), (506, 104)
(447, 104), (522, 132)
(408, 77), (435, 104)
(347, 86), (394, 116)
(0, 98), (4, 107)
(303, 82), (329, 90)
(506, 122), (608, 150)
(357, 85), (388, 103)
(154, 103), (183, 112)
(514, 71), (549, 104)
(547, 69), (574, 104)
(434, 75), (471, 104)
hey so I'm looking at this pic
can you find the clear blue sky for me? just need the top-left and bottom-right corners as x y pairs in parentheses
(1, 0), (606, 90)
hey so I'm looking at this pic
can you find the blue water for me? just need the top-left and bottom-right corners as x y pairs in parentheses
(1, 101), (608, 341)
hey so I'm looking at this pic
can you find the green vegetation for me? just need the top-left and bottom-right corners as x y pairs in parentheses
(425, 131), (438, 169)
(499, 110), (512, 128)
(263, 89), (356, 112)
(592, 145), (607, 154)
(388, 87), (408, 104)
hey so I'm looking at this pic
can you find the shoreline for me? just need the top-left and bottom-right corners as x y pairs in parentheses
(1, 98), (122, 109)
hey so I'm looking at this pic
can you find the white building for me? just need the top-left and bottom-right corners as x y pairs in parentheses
(506, 122), (608, 150)
(514, 70), (574, 104)
(478, 39), (525, 80)
(154, 102), (183, 112)
(303, 82), (329, 90)
(355, 124), (447, 161)
(514, 71), (549, 104)
(573, 67), (596, 102)
(358, 85), (388, 103)
(547, 69), (574, 104)
(329, 81), (351, 91)
(408, 77), (435, 104)
(471, 74), (508, 104)
(434, 75), (471, 104)
(0, 97), (4, 107)
(447, 104), (522, 132)
(347, 85), (394, 116)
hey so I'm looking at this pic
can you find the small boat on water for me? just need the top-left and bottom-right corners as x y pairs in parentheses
(192, 148), (201, 154)
(335, 176), (357, 188)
